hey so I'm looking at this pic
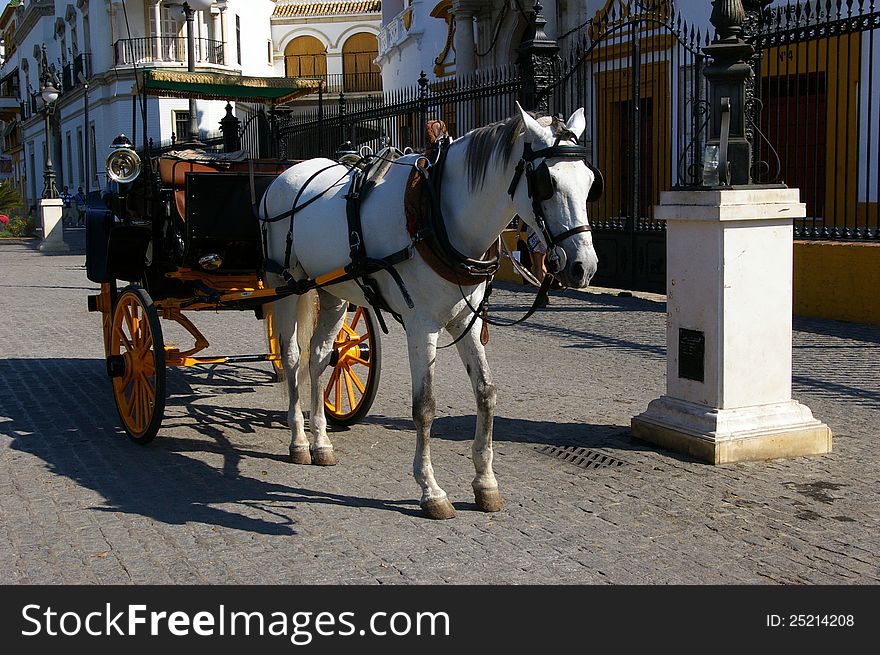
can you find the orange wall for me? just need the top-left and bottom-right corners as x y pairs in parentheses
(793, 241), (880, 325)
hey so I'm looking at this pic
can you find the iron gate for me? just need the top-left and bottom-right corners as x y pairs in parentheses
(547, 3), (710, 293)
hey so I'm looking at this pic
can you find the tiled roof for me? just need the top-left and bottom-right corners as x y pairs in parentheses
(273, 1), (382, 18)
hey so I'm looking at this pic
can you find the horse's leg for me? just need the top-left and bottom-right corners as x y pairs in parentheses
(307, 290), (347, 466)
(407, 325), (456, 520)
(448, 314), (502, 512)
(273, 294), (311, 465)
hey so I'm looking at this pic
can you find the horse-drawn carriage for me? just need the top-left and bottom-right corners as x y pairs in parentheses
(86, 70), (381, 444)
(87, 67), (603, 518)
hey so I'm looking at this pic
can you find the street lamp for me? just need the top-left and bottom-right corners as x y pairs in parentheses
(39, 45), (61, 199)
(163, 0), (213, 145)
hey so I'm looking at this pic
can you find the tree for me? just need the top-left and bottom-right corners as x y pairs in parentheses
(0, 180), (23, 216)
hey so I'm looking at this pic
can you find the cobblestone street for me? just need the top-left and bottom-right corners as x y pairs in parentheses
(1, 231), (878, 584)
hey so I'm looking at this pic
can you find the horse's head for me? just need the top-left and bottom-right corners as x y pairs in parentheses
(510, 103), (600, 289)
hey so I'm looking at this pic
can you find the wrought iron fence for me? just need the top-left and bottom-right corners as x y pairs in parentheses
(750, 0), (880, 239)
(277, 66), (522, 160)
(548, 4), (711, 228)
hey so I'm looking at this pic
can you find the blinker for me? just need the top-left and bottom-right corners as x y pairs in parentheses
(587, 163), (604, 203)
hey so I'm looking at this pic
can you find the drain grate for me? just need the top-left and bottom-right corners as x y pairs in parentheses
(536, 445), (627, 470)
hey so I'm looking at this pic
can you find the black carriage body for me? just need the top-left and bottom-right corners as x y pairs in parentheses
(183, 172), (276, 273)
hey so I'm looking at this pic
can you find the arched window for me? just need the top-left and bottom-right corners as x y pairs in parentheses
(342, 33), (380, 92)
(284, 36), (327, 81)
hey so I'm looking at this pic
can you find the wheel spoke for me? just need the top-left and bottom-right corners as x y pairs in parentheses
(131, 379), (142, 431)
(343, 367), (357, 411)
(350, 306), (364, 331)
(324, 366), (341, 408)
(346, 364), (365, 394)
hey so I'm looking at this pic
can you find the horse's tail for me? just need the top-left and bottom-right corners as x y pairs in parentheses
(296, 289), (319, 374)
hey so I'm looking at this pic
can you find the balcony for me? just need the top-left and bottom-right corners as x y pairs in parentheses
(378, 6), (421, 60)
(74, 53), (92, 83)
(60, 53), (92, 94)
(113, 37), (224, 68)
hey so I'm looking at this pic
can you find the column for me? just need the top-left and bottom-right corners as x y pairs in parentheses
(151, 0), (162, 61)
(39, 199), (69, 253)
(452, 0), (478, 78)
(212, 9), (222, 65)
(631, 189), (832, 463)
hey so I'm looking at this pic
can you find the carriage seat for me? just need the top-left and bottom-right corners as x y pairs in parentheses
(159, 149), (249, 219)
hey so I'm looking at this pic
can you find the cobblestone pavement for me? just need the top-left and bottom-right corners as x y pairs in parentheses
(1, 231), (878, 584)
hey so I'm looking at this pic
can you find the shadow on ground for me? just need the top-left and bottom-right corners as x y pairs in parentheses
(0, 358), (430, 535)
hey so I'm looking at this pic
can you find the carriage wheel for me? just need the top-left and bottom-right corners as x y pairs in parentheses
(108, 285), (166, 444)
(324, 304), (381, 427)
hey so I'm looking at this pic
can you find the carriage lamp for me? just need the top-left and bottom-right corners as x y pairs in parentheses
(106, 135), (142, 185)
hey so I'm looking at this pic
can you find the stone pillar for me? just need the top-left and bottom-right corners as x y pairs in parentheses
(38, 198), (69, 253)
(452, 1), (477, 78)
(151, 0), (162, 61)
(212, 9), (222, 63)
(631, 188), (831, 463)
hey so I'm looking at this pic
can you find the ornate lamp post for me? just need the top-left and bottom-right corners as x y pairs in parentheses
(39, 45), (61, 199)
(517, 1), (558, 114)
(702, 0), (756, 186)
(162, 0), (213, 145)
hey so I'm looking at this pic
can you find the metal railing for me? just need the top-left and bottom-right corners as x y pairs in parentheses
(750, 0), (880, 239)
(294, 73), (383, 95)
(113, 37), (224, 67)
(277, 66), (522, 160)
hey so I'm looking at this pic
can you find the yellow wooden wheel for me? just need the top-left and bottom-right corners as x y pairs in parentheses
(108, 285), (166, 444)
(324, 304), (381, 426)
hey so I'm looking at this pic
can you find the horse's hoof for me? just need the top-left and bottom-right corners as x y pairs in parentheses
(420, 497), (456, 520)
(289, 446), (312, 465)
(474, 488), (503, 513)
(311, 447), (337, 466)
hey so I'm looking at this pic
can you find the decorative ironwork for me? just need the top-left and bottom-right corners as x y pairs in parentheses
(748, 0), (880, 240)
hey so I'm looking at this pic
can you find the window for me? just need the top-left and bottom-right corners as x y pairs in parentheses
(173, 110), (191, 141)
(235, 15), (241, 65)
(77, 127), (84, 184)
(89, 122), (97, 186)
(284, 36), (326, 80)
(268, 40), (273, 66)
(148, 4), (183, 60)
(66, 131), (73, 186)
(342, 33), (381, 92)
(28, 143), (36, 205)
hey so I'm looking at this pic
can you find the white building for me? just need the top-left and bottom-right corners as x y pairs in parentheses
(0, 0), (276, 209)
(271, 0), (382, 92)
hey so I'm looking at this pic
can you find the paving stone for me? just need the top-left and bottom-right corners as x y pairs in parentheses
(0, 234), (878, 584)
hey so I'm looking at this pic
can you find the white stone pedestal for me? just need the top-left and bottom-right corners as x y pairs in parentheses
(38, 198), (69, 254)
(631, 188), (831, 464)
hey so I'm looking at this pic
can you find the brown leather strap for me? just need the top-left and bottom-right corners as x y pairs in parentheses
(550, 223), (591, 245)
(404, 166), (498, 287)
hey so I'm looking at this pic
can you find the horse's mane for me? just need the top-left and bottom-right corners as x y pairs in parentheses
(460, 111), (560, 191)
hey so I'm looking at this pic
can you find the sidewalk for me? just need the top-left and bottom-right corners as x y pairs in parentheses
(0, 232), (878, 584)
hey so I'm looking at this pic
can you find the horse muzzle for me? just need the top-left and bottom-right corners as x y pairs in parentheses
(558, 254), (597, 289)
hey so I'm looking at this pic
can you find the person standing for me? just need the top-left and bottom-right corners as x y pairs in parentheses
(59, 186), (73, 226)
(74, 187), (87, 226)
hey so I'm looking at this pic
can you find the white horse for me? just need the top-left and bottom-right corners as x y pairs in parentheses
(263, 104), (599, 519)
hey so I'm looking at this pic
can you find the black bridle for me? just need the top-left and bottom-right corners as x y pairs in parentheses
(507, 132), (604, 274)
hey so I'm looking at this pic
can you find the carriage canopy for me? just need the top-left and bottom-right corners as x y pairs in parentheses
(135, 70), (322, 105)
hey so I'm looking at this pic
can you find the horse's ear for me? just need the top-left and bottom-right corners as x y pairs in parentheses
(565, 108), (586, 141)
(516, 101), (545, 141)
